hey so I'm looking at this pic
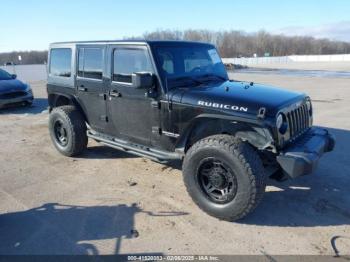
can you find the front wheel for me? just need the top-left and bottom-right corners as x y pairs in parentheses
(182, 135), (266, 221)
(49, 105), (88, 157)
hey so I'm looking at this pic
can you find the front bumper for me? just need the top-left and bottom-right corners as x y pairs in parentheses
(276, 128), (335, 178)
(0, 93), (33, 108)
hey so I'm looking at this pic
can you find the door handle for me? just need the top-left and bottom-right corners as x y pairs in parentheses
(78, 85), (87, 92)
(110, 90), (121, 97)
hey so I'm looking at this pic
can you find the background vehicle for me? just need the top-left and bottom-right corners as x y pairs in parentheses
(3, 62), (16, 66)
(0, 68), (33, 108)
(47, 40), (335, 221)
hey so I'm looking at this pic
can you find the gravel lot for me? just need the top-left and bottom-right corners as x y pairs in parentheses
(0, 70), (349, 256)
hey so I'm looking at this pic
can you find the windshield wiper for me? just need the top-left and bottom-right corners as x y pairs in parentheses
(169, 76), (204, 87)
(197, 74), (227, 82)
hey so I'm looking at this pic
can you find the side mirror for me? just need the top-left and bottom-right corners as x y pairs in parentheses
(11, 74), (17, 79)
(132, 72), (154, 89)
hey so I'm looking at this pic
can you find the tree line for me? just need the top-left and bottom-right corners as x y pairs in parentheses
(1, 29), (350, 65)
(0, 51), (48, 65)
(129, 29), (350, 57)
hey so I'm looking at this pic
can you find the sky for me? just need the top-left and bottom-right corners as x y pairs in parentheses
(1, 0), (350, 52)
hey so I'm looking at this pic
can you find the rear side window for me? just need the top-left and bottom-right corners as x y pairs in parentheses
(50, 48), (72, 77)
(78, 48), (103, 80)
(113, 48), (153, 83)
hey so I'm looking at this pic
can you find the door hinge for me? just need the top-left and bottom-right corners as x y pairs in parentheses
(99, 93), (107, 100)
(151, 101), (161, 109)
(100, 115), (108, 122)
(152, 126), (162, 135)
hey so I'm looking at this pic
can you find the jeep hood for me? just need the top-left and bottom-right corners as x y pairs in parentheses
(178, 80), (306, 117)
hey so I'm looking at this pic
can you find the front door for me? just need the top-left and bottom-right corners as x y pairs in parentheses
(76, 46), (108, 132)
(107, 45), (157, 147)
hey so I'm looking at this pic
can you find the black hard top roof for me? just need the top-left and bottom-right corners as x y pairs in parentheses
(50, 40), (214, 47)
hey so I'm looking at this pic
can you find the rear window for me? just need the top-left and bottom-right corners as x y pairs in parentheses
(50, 48), (72, 77)
(78, 48), (103, 80)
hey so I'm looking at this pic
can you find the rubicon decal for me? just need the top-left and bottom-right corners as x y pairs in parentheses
(198, 100), (248, 112)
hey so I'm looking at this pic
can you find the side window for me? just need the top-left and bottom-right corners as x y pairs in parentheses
(78, 48), (103, 80)
(113, 48), (153, 83)
(50, 48), (72, 77)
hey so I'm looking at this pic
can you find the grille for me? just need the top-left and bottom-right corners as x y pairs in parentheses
(0, 91), (27, 99)
(286, 103), (311, 140)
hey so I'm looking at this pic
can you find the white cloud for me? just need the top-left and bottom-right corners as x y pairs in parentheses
(274, 21), (350, 42)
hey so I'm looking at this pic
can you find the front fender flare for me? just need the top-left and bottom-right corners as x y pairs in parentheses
(175, 114), (275, 154)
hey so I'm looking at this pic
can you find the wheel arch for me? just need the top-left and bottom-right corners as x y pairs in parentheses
(48, 93), (88, 123)
(175, 114), (275, 154)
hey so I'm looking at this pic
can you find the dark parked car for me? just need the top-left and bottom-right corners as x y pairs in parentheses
(0, 68), (33, 108)
(47, 40), (335, 221)
(4, 62), (16, 66)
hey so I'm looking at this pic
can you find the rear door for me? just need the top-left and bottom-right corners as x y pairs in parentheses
(106, 45), (157, 146)
(76, 46), (108, 132)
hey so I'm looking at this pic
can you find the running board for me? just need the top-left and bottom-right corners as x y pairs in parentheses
(87, 131), (182, 163)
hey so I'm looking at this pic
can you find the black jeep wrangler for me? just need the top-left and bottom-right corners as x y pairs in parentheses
(47, 40), (335, 221)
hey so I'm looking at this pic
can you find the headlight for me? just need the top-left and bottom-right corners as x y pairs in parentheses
(276, 113), (288, 134)
(306, 99), (312, 115)
(276, 114), (283, 129)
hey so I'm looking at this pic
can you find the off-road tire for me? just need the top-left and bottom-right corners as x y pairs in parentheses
(182, 134), (266, 221)
(49, 105), (87, 157)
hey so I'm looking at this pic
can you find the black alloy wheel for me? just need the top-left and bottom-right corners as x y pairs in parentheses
(53, 119), (69, 147)
(197, 157), (238, 204)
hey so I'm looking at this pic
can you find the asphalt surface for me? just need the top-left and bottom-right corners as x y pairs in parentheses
(0, 70), (349, 256)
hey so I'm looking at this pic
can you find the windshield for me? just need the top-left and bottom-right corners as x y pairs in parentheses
(154, 45), (228, 89)
(0, 69), (13, 80)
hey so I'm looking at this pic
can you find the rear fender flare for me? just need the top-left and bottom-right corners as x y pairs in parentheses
(48, 93), (88, 123)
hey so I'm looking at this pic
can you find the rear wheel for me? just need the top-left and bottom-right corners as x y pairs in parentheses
(49, 105), (87, 156)
(182, 135), (266, 221)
